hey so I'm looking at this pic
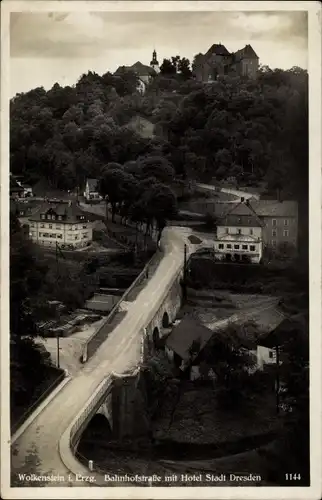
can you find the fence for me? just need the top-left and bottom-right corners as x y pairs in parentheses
(11, 368), (66, 436)
(82, 249), (164, 362)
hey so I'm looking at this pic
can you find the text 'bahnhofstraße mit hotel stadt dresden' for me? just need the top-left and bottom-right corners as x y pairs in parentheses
(16, 473), (262, 484)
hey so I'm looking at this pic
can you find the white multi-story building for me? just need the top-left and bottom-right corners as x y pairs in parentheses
(213, 200), (264, 263)
(28, 201), (93, 249)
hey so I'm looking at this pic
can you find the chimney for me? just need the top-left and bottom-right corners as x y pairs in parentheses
(241, 197), (245, 202)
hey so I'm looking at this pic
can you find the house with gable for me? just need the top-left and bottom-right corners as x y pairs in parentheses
(114, 51), (160, 94)
(214, 198), (264, 263)
(84, 178), (102, 203)
(28, 201), (93, 249)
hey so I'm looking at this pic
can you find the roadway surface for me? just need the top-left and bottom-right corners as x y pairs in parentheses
(10, 226), (197, 488)
(10, 184), (262, 490)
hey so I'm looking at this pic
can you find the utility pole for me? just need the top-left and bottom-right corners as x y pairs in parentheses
(275, 344), (280, 414)
(56, 333), (60, 369)
(182, 243), (188, 302)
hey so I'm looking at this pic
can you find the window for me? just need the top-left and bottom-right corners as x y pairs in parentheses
(242, 245), (248, 250)
(272, 219), (277, 226)
(49, 224), (53, 229)
(82, 233), (88, 239)
(49, 234), (56, 238)
(272, 229), (277, 237)
(237, 229), (241, 235)
(284, 219), (289, 226)
(80, 215), (85, 220)
(58, 216), (62, 221)
(47, 215), (52, 220)
(75, 235), (79, 240)
(250, 245), (255, 251)
(57, 234), (63, 239)
(226, 244), (232, 249)
(269, 351), (274, 359)
(56, 225), (61, 230)
(41, 214), (45, 219)
(225, 228), (229, 234)
(283, 229), (289, 237)
(30, 223), (35, 228)
(238, 218), (241, 223)
(40, 223), (45, 228)
(218, 244), (224, 249)
(272, 240), (277, 247)
(249, 228), (253, 235)
(19, 211), (24, 216)
(82, 225), (87, 229)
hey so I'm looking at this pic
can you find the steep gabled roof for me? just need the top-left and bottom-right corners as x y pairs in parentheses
(130, 61), (156, 76)
(233, 44), (258, 61)
(205, 43), (230, 57)
(218, 200), (265, 227)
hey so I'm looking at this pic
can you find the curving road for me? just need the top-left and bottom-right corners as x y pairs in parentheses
(9, 185), (261, 490)
(10, 226), (198, 488)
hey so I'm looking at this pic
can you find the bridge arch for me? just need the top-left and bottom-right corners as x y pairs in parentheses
(152, 326), (160, 349)
(162, 311), (170, 328)
(81, 413), (112, 441)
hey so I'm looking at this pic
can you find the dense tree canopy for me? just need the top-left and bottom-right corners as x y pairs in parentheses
(10, 65), (307, 207)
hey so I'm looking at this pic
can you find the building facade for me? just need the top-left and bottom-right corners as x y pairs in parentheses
(223, 200), (298, 253)
(193, 43), (259, 82)
(28, 202), (93, 249)
(214, 201), (264, 263)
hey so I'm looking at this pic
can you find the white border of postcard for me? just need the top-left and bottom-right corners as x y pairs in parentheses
(1, 1), (321, 499)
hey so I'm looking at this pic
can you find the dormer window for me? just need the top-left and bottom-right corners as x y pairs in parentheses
(52, 215), (56, 220)
(47, 214), (52, 220)
(58, 215), (62, 221)
(41, 214), (45, 219)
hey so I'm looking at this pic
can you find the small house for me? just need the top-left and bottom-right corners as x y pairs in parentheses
(84, 178), (102, 203)
(165, 316), (217, 381)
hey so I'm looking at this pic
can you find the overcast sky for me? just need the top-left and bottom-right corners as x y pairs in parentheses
(10, 9), (308, 97)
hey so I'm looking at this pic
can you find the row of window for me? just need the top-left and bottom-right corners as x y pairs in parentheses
(31, 223), (87, 230)
(38, 232), (89, 240)
(218, 243), (256, 251)
(224, 228), (254, 235)
(40, 214), (86, 221)
(272, 219), (290, 227)
(272, 229), (289, 237)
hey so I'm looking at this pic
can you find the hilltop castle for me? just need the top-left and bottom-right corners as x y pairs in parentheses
(192, 43), (259, 82)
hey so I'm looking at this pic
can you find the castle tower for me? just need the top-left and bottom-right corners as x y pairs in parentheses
(150, 49), (160, 73)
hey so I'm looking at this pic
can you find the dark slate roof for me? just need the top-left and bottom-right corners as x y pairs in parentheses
(205, 43), (230, 57)
(165, 316), (214, 362)
(29, 202), (90, 223)
(233, 44), (258, 61)
(250, 200), (298, 217)
(87, 178), (99, 192)
(219, 201), (264, 227)
(130, 61), (156, 76)
(259, 314), (307, 348)
(115, 62), (156, 77)
(215, 200), (298, 219)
